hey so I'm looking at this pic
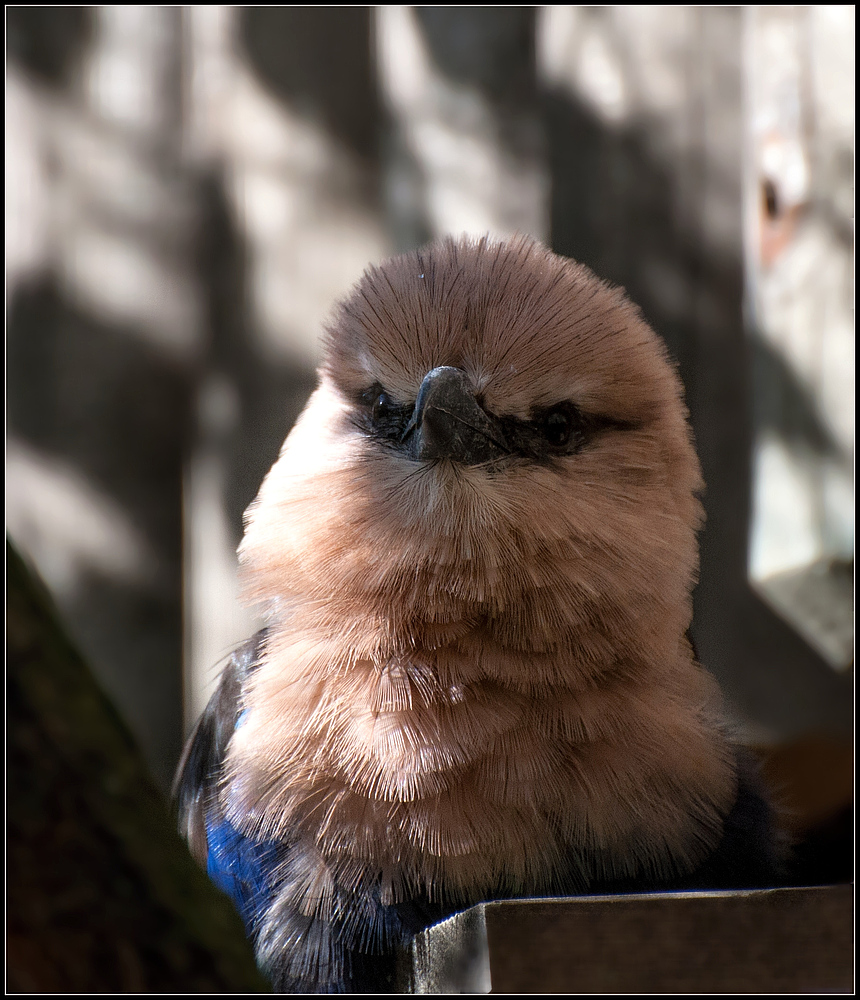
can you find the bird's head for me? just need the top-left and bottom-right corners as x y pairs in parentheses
(240, 236), (703, 669)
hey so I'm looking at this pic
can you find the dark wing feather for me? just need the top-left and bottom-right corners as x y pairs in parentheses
(679, 746), (789, 890)
(173, 631), (266, 866)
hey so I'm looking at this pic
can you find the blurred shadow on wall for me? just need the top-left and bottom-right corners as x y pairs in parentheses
(6, 7), (92, 87)
(237, 6), (435, 261)
(414, 6), (538, 143)
(227, 6), (384, 530)
(7, 280), (189, 788)
(240, 7), (378, 166)
(381, 6), (547, 246)
(190, 171), (316, 553)
(7, 7), (190, 788)
(541, 8), (851, 742)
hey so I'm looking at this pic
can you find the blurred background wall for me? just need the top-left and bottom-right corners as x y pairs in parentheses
(7, 4), (853, 837)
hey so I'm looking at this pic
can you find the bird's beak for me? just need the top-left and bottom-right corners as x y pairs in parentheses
(401, 366), (509, 464)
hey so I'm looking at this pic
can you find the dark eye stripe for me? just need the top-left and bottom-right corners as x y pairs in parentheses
(356, 382), (633, 460)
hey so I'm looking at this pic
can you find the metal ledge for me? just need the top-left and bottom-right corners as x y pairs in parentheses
(408, 885), (853, 994)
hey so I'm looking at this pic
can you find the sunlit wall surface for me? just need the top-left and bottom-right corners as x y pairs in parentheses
(7, 8), (852, 788)
(745, 7), (853, 671)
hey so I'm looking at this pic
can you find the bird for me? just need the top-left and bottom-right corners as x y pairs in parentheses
(175, 235), (783, 993)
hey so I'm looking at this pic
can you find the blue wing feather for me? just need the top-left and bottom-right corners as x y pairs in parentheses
(204, 812), (281, 934)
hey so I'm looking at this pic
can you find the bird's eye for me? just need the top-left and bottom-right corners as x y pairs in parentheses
(372, 391), (396, 422)
(360, 385), (397, 424)
(542, 406), (574, 448)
